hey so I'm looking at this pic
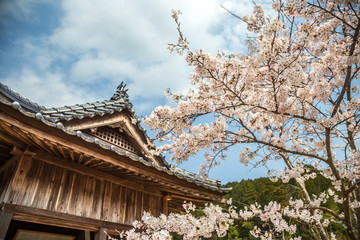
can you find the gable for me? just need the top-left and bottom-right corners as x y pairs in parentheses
(60, 111), (164, 166)
(84, 126), (137, 154)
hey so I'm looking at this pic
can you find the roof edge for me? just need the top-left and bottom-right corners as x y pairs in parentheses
(1, 98), (231, 194)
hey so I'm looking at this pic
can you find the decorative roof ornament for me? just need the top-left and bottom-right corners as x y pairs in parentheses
(111, 82), (129, 101)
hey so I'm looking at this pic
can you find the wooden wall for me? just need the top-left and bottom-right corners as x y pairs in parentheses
(0, 160), (17, 203)
(2, 155), (163, 225)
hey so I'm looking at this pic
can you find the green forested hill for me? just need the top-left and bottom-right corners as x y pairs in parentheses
(221, 174), (346, 239)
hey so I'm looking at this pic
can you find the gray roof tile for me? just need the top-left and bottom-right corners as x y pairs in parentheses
(69, 106), (84, 111)
(74, 110), (88, 114)
(94, 103), (105, 107)
(42, 109), (58, 114)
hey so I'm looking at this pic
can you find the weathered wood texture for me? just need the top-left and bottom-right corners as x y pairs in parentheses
(3, 155), (162, 225)
(0, 211), (13, 240)
(0, 158), (17, 203)
(2, 203), (133, 234)
(94, 227), (107, 240)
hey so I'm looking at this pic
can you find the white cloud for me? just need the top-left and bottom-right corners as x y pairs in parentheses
(50, 0), (175, 62)
(1, 0), (264, 109)
(0, 0), (37, 20)
(45, 0), (254, 106)
(70, 56), (135, 83)
(2, 68), (96, 108)
(1, 0), (261, 112)
(2, 0), (267, 109)
(1, 0), (278, 182)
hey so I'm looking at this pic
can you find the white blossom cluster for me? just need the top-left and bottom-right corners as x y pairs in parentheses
(119, 202), (235, 240)
(141, 0), (360, 239)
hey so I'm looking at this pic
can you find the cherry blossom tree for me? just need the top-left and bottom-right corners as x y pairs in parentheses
(123, 0), (360, 239)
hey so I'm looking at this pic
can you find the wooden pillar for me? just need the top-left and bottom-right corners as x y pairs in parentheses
(94, 227), (108, 240)
(79, 230), (91, 240)
(84, 230), (91, 240)
(163, 197), (168, 215)
(0, 211), (13, 240)
(162, 194), (172, 215)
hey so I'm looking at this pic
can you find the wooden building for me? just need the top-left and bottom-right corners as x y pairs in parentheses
(0, 83), (229, 240)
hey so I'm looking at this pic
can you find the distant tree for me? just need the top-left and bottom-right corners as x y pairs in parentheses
(121, 0), (360, 239)
(223, 174), (346, 239)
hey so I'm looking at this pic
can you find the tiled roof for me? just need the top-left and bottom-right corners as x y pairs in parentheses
(0, 83), (45, 112)
(0, 81), (133, 123)
(41, 100), (132, 122)
(0, 82), (231, 193)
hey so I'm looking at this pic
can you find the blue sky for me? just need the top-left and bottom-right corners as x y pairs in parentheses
(0, 0), (279, 183)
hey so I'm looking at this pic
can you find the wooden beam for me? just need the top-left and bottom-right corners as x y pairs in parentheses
(171, 194), (215, 203)
(134, 178), (218, 202)
(1, 203), (132, 234)
(78, 153), (84, 164)
(0, 211), (13, 240)
(69, 150), (75, 162)
(10, 146), (23, 155)
(27, 133), (53, 154)
(7, 125), (45, 152)
(64, 112), (127, 131)
(94, 227), (108, 240)
(0, 151), (20, 175)
(0, 129), (26, 149)
(0, 123), (34, 148)
(162, 196), (169, 215)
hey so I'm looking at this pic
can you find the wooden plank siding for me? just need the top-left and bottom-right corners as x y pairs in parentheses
(0, 159), (17, 203)
(3, 155), (163, 226)
(0, 211), (13, 240)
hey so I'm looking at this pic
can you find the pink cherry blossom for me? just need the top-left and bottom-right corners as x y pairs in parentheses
(127, 0), (360, 239)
